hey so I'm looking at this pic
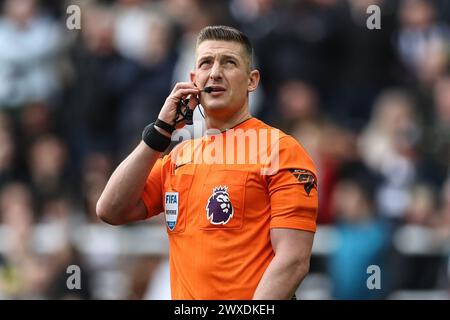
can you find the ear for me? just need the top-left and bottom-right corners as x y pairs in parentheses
(190, 71), (196, 84)
(247, 69), (260, 93)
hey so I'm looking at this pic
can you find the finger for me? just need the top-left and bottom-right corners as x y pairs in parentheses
(170, 82), (197, 94)
(170, 88), (200, 100)
(187, 94), (199, 110)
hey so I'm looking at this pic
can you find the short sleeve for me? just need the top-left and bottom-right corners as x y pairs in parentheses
(141, 158), (165, 219)
(267, 136), (318, 232)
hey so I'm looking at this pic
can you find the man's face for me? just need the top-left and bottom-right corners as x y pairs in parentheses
(191, 40), (259, 115)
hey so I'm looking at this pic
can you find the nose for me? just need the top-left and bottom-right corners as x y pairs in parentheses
(209, 60), (222, 81)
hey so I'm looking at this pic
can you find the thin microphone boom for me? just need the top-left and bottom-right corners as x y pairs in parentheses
(202, 87), (214, 93)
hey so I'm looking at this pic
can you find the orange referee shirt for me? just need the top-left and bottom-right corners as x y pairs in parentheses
(141, 118), (318, 299)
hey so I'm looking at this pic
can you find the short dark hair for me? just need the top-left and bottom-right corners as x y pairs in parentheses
(196, 25), (253, 68)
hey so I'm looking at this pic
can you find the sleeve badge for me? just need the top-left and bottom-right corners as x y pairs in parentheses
(288, 169), (317, 195)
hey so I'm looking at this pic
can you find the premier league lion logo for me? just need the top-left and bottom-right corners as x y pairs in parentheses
(206, 186), (234, 225)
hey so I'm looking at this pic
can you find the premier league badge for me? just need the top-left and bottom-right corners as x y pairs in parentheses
(206, 186), (234, 225)
(165, 192), (179, 231)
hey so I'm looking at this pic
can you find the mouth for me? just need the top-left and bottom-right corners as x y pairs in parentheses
(204, 85), (226, 93)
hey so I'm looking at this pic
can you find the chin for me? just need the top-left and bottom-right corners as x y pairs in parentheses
(203, 101), (228, 110)
(206, 104), (227, 110)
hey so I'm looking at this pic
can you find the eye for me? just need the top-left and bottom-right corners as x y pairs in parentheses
(226, 59), (236, 65)
(199, 60), (211, 68)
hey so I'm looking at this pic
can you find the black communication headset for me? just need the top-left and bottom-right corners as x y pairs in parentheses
(174, 86), (213, 125)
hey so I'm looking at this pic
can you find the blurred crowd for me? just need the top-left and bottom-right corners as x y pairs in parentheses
(0, 0), (450, 299)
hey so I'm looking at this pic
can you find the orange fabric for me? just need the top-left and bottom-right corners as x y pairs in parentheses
(141, 118), (318, 299)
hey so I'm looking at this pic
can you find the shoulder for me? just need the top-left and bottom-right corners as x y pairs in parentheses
(254, 119), (317, 175)
(254, 118), (313, 158)
(280, 136), (316, 173)
(250, 118), (296, 142)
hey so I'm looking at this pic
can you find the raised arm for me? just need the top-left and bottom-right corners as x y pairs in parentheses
(96, 142), (161, 225)
(96, 82), (199, 225)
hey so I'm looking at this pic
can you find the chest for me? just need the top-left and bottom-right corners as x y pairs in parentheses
(162, 163), (270, 233)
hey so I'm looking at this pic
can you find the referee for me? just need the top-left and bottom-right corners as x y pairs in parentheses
(97, 25), (318, 300)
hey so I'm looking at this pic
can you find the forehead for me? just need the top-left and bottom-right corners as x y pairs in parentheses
(196, 40), (247, 60)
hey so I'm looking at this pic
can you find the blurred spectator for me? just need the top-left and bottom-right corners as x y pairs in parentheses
(0, 182), (34, 297)
(275, 80), (319, 131)
(397, 0), (450, 88)
(40, 193), (76, 224)
(0, 182), (34, 258)
(328, 171), (392, 299)
(359, 90), (422, 221)
(114, 0), (172, 66)
(404, 183), (439, 226)
(62, 2), (178, 160)
(0, 0), (63, 107)
(255, 1), (330, 98)
(61, 3), (124, 160)
(19, 102), (54, 141)
(312, 122), (361, 224)
(229, 0), (278, 40)
(326, 0), (400, 130)
(27, 134), (74, 215)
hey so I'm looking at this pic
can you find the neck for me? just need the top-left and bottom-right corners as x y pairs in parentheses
(205, 106), (252, 132)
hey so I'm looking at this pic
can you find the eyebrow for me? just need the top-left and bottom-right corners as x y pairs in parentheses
(197, 53), (241, 64)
